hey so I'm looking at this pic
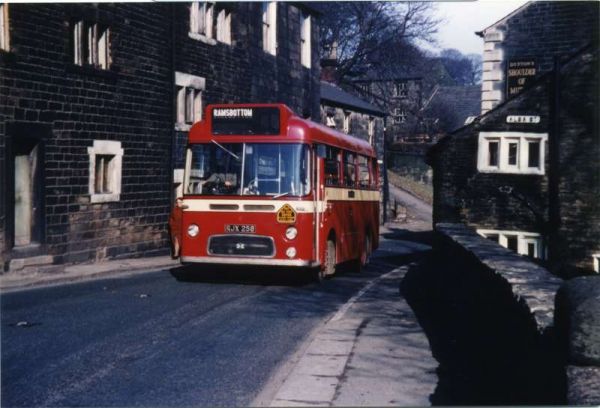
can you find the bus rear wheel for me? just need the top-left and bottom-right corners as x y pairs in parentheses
(360, 234), (372, 268)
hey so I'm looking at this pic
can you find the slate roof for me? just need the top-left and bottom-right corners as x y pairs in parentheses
(422, 85), (481, 132)
(320, 81), (386, 116)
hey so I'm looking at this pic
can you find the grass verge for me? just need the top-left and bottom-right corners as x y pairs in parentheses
(387, 170), (433, 205)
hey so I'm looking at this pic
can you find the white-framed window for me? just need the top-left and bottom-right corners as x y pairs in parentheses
(190, 2), (216, 44)
(478, 132), (547, 174)
(1, 3), (9, 52)
(300, 12), (311, 68)
(216, 7), (231, 45)
(326, 112), (336, 128)
(477, 229), (546, 259)
(88, 140), (123, 203)
(72, 21), (111, 69)
(262, 1), (277, 55)
(175, 72), (206, 131)
(343, 111), (351, 133)
(368, 117), (375, 145)
(394, 81), (407, 98)
(393, 108), (406, 124)
(593, 253), (600, 273)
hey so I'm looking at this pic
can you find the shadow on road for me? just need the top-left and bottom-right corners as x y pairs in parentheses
(169, 264), (318, 286)
(381, 226), (434, 246)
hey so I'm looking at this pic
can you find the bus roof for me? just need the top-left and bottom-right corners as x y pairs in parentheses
(188, 103), (376, 158)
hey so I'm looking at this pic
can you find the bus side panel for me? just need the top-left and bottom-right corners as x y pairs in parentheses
(319, 191), (381, 268)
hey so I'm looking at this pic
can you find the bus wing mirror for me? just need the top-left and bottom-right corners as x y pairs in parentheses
(316, 144), (327, 158)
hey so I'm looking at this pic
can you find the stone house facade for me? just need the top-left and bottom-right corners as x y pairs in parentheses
(319, 81), (385, 158)
(428, 45), (599, 276)
(0, 2), (320, 271)
(479, 1), (599, 114)
(429, 1), (599, 276)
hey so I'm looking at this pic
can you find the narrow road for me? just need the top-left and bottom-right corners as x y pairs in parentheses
(1, 224), (434, 407)
(388, 184), (432, 225)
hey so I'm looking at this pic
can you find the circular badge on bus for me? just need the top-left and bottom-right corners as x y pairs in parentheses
(277, 204), (296, 224)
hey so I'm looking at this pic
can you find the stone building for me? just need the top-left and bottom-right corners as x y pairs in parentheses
(319, 81), (385, 158)
(350, 77), (423, 144)
(479, 1), (599, 113)
(428, 2), (599, 276)
(0, 2), (320, 271)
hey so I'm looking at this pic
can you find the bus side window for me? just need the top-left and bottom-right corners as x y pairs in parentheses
(358, 155), (370, 189)
(343, 151), (356, 187)
(324, 146), (340, 186)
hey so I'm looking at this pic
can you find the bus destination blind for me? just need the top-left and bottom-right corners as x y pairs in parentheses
(212, 107), (280, 135)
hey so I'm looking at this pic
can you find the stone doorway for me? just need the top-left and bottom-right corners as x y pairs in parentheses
(13, 138), (43, 247)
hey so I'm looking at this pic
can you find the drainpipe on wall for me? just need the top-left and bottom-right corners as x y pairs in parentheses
(382, 116), (389, 224)
(169, 3), (177, 208)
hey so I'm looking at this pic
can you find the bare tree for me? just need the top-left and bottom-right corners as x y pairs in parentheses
(319, 2), (440, 83)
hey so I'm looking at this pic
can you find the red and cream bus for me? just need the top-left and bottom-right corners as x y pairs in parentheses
(169, 104), (379, 280)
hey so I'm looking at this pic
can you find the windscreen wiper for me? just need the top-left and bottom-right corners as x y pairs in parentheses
(273, 192), (289, 199)
(211, 139), (240, 161)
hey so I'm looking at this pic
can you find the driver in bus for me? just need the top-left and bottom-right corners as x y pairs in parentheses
(205, 169), (237, 187)
(203, 157), (240, 194)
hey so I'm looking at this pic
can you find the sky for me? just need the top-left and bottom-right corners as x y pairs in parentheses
(430, 0), (529, 56)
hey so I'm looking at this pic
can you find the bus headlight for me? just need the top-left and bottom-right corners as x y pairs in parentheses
(285, 227), (298, 240)
(286, 247), (297, 259)
(187, 224), (199, 237)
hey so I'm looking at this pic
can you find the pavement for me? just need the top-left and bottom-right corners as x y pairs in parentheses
(263, 263), (437, 407)
(0, 256), (179, 292)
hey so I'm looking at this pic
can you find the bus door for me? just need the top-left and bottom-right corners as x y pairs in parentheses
(313, 146), (321, 265)
(342, 151), (359, 259)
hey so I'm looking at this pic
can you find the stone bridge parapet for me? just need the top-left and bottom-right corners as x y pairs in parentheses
(435, 222), (562, 332)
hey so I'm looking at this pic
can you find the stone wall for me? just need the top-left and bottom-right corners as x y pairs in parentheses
(1, 4), (174, 265)
(174, 3), (320, 117)
(407, 223), (599, 404)
(402, 223), (565, 404)
(555, 276), (600, 405)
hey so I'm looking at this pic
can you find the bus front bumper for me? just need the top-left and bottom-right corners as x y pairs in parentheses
(180, 256), (319, 267)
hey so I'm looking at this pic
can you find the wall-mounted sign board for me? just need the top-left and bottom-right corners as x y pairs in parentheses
(506, 115), (541, 124)
(507, 59), (537, 97)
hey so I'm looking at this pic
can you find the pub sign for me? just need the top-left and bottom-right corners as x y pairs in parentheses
(507, 59), (537, 97)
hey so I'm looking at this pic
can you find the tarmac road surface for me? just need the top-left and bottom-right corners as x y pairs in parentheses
(1, 226), (433, 407)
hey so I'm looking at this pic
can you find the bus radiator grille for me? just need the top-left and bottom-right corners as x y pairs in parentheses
(207, 235), (275, 257)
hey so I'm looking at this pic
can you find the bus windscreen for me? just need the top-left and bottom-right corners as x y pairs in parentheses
(212, 107), (280, 135)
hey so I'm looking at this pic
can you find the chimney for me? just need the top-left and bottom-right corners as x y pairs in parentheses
(321, 41), (338, 83)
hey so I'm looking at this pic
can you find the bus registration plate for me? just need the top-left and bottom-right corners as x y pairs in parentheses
(225, 224), (256, 233)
